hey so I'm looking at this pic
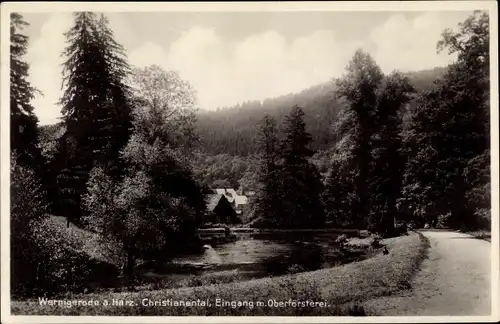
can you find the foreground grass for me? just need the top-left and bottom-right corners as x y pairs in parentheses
(11, 232), (427, 316)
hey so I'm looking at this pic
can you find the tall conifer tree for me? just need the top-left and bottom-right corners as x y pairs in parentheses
(56, 12), (132, 218)
(10, 13), (42, 169)
(279, 106), (325, 228)
(254, 115), (281, 226)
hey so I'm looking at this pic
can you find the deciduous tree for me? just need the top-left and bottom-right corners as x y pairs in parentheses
(368, 72), (415, 236)
(401, 11), (490, 230)
(327, 50), (384, 229)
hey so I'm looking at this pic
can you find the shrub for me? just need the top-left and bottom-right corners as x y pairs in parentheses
(287, 264), (305, 274)
(464, 150), (491, 230)
(346, 303), (367, 316)
(82, 142), (205, 288)
(393, 224), (408, 237)
(11, 154), (97, 298)
(32, 223), (93, 296)
(11, 154), (48, 297)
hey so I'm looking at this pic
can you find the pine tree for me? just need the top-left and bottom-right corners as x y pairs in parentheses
(94, 14), (133, 175)
(254, 115), (281, 227)
(61, 12), (132, 167)
(56, 12), (99, 218)
(280, 107), (314, 165)
(279, 106), (325, 228)
(56, 12), (133, 218)
(260, 115), (279, 174)
(10, 13), (42, 169)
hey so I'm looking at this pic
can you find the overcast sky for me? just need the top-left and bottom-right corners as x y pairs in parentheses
(20, 10), (473, 125)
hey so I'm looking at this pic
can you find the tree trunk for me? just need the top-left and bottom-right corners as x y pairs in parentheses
(355, 129), (371, 230)
(386, 197), (397, 235)
(126, 248), (135, 291)
(451, 169), (468, 230)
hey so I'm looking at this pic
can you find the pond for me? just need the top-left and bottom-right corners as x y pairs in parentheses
(134, 231), (371, 290)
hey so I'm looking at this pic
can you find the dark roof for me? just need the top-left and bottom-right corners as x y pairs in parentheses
(206, 194), (224, 212)
(205, 194), (240, 224)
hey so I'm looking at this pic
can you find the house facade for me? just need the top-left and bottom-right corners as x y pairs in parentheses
(214, 188), (248, 212)
(204, 193), (240, 224)
(211, 188), (249, 215)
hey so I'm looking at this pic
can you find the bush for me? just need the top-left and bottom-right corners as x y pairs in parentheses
(464, 150), (491, 230)
(82, 138), (205, 287)
(287, 264), (306, 274)
(11, 154), (99, 298)
(393, 224), (408, 237)
(11, 155), (48, 297)
(33, 226), (93, 296)
(346, 303), (367, 316)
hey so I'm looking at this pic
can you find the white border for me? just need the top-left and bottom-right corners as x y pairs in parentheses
(1, 1), (499, 323)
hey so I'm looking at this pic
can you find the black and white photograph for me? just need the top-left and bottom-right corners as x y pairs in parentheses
(1, 1), (498, 322)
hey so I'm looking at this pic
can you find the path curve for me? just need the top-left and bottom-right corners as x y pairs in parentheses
(364, 230), (491, 316)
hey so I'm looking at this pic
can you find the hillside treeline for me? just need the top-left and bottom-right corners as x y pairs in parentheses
(195, 67), (447, 157)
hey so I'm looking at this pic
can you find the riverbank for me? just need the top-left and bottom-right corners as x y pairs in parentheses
(11, 232), (428, 316)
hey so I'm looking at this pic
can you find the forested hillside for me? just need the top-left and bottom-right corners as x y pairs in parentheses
(38, 66), (447, 189)
(195, 67), (447, 157)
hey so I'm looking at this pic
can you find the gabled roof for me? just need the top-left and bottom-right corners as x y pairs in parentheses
(213, 188), (235, 203)
(206, 193), (238, 212)
(226, 188), (237, 197)
(206, 194), (224, 212)
(215, 188), (226, 195)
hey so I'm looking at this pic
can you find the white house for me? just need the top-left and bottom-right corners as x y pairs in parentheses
(212, 188), (248, 213)
(214, 188), (234, 203)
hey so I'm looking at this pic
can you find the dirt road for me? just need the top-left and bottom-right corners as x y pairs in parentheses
(364, 230), (492, 316)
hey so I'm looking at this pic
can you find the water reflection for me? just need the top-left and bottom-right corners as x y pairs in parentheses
(130, 231), (371, 293)
(202, 244), (222, 264)
(139, 232), (368, 282)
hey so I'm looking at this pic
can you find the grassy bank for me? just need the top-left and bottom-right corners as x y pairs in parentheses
(45, 215), (121, 265)
(11, 232), (428, 316)
(466, 230), (491, 242)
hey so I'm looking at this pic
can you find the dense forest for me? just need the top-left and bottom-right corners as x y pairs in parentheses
(39, 66), (447, 189)
(12, 10), (490, 298)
